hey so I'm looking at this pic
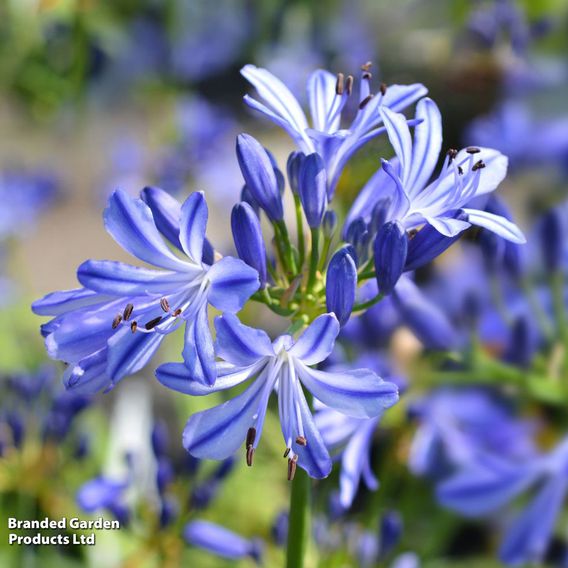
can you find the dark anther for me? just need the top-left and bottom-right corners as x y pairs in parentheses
(458, 166), (464, 175)
(173, 308), (182, 317)
(472, 160), (486, 171)
(246, 446), (255, 467)
(408, 229), (419, 240)
(246, 427), (256, 448)
(287, 455), (298, 481)
(345, 75), (354, 95)
(283, 447), (291, 458)
(130, 321), (138, 333)
(466, 146), (481, 154)
(362, 71), (372, 80)
(379, 82), (387, 96)
(295, 436), (307, 446)
(335, 73), (345, 95)
(123, 303), (134, 321)
(447, 148), (458, 160)
(145, 316), (163, 330)
(160, 298), (170, 312)
(359, 94), (374, 109)
(112, 314), (122, 329)
(361, 61), (373, 71)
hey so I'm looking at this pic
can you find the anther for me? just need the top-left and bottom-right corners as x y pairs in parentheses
(466, 146), (481, 154)
(246, 446), (255, 467)
(472, 159), (486, 171)
(173, 308), (182, 317)
(123, 303), (134, 321)
(145, 316), (163, 330)
(362, 71), (372, 80)
(361, 61), (373, 71)
(295, 436), (307, 446)
(246, 427), (256, 448)
(379, 82), (387, 96)
(359, 94), (374, 109)
(287, 455), (298, 481)
(160, 298), (170, 312)
(112, 314), (122, 329)
(283, 447), (291, 458)
(345, 75), (354, 95)
(447, 148), (458, 161)
(130, 321), (138, 333)
(335, 73), (345, 95)
(458, 166), (464, 175)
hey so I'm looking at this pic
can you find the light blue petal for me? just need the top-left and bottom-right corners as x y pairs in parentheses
(77, 260), (197, 296)
(382, 83), (428, 112)
(296, 363), (399, 419)
(182, 303), (216, 386)
(104, 189), (189, 271)
(380, 107), (413, 186)
(307, 69), (341, 133)
(63, 348), (110, 394)
(214, 313), (274, 366)
(206, 257), (260, 313)
(463, 209), (526, 243)
(380, 159), (411, 220)
(140, 186), (183, 250)
(32, 288), (109, 316)
(179, 192), (208, 264)
(424, 215), (472, 237)
(183, 376), (267, 460)
(288, 313), (340, 365)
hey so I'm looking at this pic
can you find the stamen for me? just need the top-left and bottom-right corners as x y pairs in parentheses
(283, 447), (291, 458)
(379, 82), (387, 96)
(472, 160), (486, 171)
(112, 314), (122, 329)
(130, 321), (138, 333)
(466, 146), (481, 154)
(295, 436), (307, 446)
(123, 303), (134, 321)
(246, 446), (255, 467)
(359, 94), (374, 109)
(345, 75), (354, 95)
(246, 427), (256, 447)
(145, 316), (163, 330)
(160, 298), (170, 312)
(458, 166), (464, 175)
(362, 71), (372, 80)
(447, 148), (458, 161)
(173, 308), (182, 317)
(287, 455), (298, 481)
(361, 61), (373, 71)
(335, 73), (345, 95)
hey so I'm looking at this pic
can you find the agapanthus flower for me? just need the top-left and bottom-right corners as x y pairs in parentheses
(32, 188), (259, 392)
(77, 475), (130, 526)
(241, 64), (427, 193)
(346, 98), (526, 244)
(438, 437), (568, 566)
(157, 313), (399, 479)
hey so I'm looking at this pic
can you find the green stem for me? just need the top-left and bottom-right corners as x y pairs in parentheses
(352, 293), (384, 313)
(275, 220), (298, 275)
(307, 228), (320, 291)
(294, 195), (306, 268)
(286, 465), (311, 568)
(318, 235), (332, 272)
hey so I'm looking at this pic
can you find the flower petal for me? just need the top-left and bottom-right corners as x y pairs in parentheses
(380, 107), (413, 186)
(214, 313), (274, 366)
(288, 314), (340, 365)
(463, 209), (526, 243)
(179, 192), (208, 264)
(182, 303), (216, 386)
(382, 83), (428, 113)
(424, 215), (472, 237)
(206, 257), (260, 313)
(307, 69), (341, 133)
(296, 362), (399, 419)
(63, 348), (110, 394)
(140, 186), (183, 249)
(32, 288), (109, 316)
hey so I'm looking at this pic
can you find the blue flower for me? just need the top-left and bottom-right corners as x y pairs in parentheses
(157, 313), (398, 479)
(184, 520), (263, 564)
(241, 64), (427, 193)
(32, 188), (259, 392)
(346, 98), (525, 244)
(77, 475), (130, 526)
(326, 247), (357, 326)
(373, 221), (408, 295)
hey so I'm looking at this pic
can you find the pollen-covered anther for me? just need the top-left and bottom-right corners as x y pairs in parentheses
(345, 75), (354, 95)
(447, 148), (458, 160)
(361, 61), (373, 71)
(172, 308), (182, 317)
(362, 71), (372, 80)
(458, 166), (464, 175)
(123, 303), (134, 321)
(287, 455), (298, 481)
(466, 146), (481, 154)
(145, 316), (163, 330)
(359, 94), (374, 109)
(472, 160), (486, 171)
(295, 436), (307, 446)
(130, 321), (138, 333)
(246, 446), (255, 467)
(111, 314), (122, 329)
(246, 427), (256, 447)
(160, 297), (170, 312)
(335, 73), (345, 95)
(379, 82), (387, 96)
(283, 447), (291, 458)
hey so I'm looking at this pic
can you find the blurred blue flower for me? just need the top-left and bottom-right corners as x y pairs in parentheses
(77, 475), (130, 526)
(157, 313), (398, 479)
(33, 188), (259, 392)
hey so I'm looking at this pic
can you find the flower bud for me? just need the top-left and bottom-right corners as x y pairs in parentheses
(298, 153), (327, 228)
(380, 511), (403, 558)
(540, 206), (566, 272)
(345, 218), (369, 265)
(231, 202), (267, 287)
(236, 134), (283, 222)
(322, 210), (338, 239)
(373, 221), (408, 295)
(287, 151), (305, 194)
(504, 315), (536, 369)
(326, 247), (357, 326)
(368, 197), (392, 236)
